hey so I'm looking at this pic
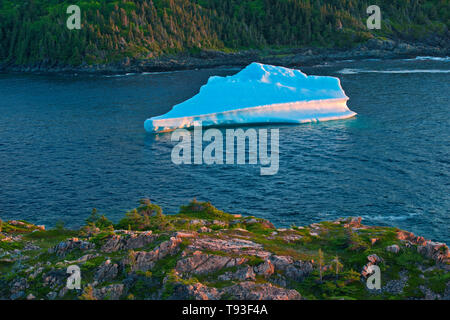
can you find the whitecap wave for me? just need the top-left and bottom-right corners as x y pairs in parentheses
(105, 71), (181, 77)
(405, 56), (450, 62)
(145, 63), (357, 132)
(141, 70), (182, 75)
(104, 72), (137, 78)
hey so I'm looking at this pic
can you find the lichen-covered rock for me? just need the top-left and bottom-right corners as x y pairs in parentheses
(49, 238), (94, 256)
(254, 260), (275, 278)
(24, 243), (40, 251)
(94, 260), (119, 283)
(171, 282), (221, 300)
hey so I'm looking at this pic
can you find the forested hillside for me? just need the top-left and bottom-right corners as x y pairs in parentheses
(0, 0), (448, 66)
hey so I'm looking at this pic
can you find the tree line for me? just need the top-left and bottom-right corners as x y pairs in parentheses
(0, 0), (448, 66)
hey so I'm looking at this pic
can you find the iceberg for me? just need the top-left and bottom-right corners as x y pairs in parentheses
(145, 63), (356, 132)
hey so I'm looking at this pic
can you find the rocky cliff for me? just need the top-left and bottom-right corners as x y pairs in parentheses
(0, 200), (449, 300)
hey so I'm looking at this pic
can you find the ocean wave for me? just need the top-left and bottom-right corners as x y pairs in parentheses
(365, 213), (419, 222)
(104, 71), (183, 77)
(141, 70), (184, 75)
(337, 68), (360, 74)
(337, 68), (450, 74)
(404, 56), (450, 62)
(104, 73), (137, 78)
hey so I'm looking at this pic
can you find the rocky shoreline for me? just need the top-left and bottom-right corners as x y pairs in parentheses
(1, 39), (449, 74)
(0, 199), (449, 300)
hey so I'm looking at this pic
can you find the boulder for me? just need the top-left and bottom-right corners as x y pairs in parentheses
(47, 291), (57, 300)
(281, 233), (303, 243)
(211, 220), (228, 228)
(245, 219), (275, 229)
(94, 260), (119, 283)
(254, 260), (275, 278)
(362, 254), (384, 278)
(176, 252), (247, 275)
(417, 241), (450, 264)
(397, 230), (426, 245)
(218, 266), (256, 281)
(93, 284), (124, 300)
(171, 282), (221, 300)
(198, 226), (212, 233)
(127, 236), (183, 272)
(187, 237), (263, 255)
(386, 244), (400, 254)
(42, 269), (66, 289)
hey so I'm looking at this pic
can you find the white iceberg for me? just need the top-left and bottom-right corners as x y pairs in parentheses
(145, 63), (356, 132)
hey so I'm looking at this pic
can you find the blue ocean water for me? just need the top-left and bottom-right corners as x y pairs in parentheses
(0, 59), (449, 242)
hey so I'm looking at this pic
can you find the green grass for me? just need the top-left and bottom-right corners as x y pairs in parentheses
(425, 270), (450, 294)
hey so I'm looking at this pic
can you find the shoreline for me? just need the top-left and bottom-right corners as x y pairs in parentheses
(1, 39), (449, 75)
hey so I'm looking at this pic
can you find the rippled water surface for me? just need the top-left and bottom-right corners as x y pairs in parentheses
(0, 58), (449, 242)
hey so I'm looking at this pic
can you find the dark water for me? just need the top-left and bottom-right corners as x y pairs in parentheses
(0, 59), (449, 243)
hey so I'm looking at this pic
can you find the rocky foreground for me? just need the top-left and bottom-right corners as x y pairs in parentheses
(0, 200), (449, 300)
